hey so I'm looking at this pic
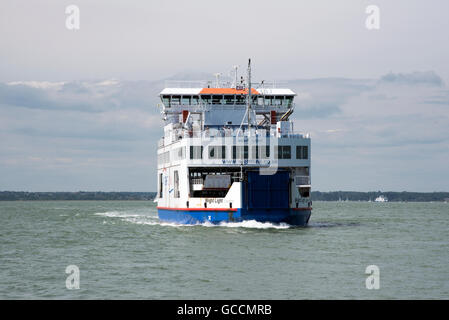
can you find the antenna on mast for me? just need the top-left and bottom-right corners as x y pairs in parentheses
(236, 59), (255, 136)
(247, 58), (252, 130)
(232, 65), (239, 88)
(213, 73), (222, 88)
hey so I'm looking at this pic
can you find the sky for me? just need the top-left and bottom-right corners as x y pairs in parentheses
(0, 0), (448, 192)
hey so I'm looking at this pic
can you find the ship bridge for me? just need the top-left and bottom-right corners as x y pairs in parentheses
(158, 84), (296, 129)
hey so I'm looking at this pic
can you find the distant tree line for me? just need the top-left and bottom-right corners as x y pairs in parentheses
(311, 191), (449, 202)
(0, 191), (448, 202)
(0, 191), (157, 201)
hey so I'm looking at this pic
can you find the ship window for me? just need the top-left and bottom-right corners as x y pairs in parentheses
(158, 151), (170, 164)
(286, 96), (293, 107)
(299, 187), (310, 198)
(283, 146), (291, 159)
(224, 95), (235, 105)
(277, 145), (291, 159)
(251, 146), (259, 159)
(264, 96), (272, 105)
(175, 146), (185, 160)
(190, 146), (203, 159)
(235, 95), (245, 105)
(182, 96), (191, 105)
(208, 146), (226, 159)
(296, 146), (308, 159)
(260, 145), (270, 159)
(251, 96), (257, 104)
(201, 95), (211, 104)
(274, 96), (284, 106)
(192, 95), (199, 105)
(162, 95), (170, 106)
(171, 95), (181, 105)
(174, 170), (180, 198)
(232, 146), (248, 159)
(159, 173), (163, 198)
(212, 95), (223, 105)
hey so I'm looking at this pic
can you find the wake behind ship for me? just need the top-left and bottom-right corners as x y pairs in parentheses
(155, 60), (312, 226)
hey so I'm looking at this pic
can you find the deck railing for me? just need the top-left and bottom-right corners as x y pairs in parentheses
(164, 80), (287, 89)
(295, 176), (310, 186)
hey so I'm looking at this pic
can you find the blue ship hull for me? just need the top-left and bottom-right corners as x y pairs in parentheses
(157, 207), (311, 226)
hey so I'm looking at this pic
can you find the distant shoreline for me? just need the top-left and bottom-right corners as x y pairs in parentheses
(0, 191), (448, 202)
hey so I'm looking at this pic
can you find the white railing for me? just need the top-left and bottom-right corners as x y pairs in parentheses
(280, 131), (310, 139)
(160, 128), (309, 142)
(164, 80), (287, 89)
(192, 178), (204, 185)
(295, 176), (310, 186)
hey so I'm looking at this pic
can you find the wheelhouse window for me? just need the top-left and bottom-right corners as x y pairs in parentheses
(201, 95), (211, 104)
(192, 95), (199, 105)
(235, 95), (245, 105)
(181, 96), (191, 105)
(274, 96), (284, 106)
(212, 95), (223, 105)
(161, 95), (170, 106)
(286, 96), (293, 107)
(251, 96), (257, 104)
(171, 95), (181, 105)
(264, 96), (272, 105)
(224, 95), (235, 105)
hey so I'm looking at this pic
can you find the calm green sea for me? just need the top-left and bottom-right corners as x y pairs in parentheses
(0, 201), (447, 299)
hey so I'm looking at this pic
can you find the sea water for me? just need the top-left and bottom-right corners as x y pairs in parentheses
(0, 201), (447, 299)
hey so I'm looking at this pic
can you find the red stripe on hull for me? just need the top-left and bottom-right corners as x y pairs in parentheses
(158, 207), (311, 211)
(157, 206), (238, 212)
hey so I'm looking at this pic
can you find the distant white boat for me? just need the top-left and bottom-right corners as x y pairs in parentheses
(374, 195), (388, 202)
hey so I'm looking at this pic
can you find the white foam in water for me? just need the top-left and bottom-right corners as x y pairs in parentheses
(95, 211), (291, 229)
(95, 211), (190, 228)
(95, 211), (143, 219)
(205, 220), (291, 229)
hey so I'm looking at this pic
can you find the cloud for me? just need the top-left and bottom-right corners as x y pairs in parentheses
(287, 78), (375, 118)
(0, 79), (162, 113)
(285, 71), (449, 191)
(1, 72), (448, 191)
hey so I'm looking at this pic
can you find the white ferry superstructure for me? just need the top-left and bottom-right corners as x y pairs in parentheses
(155, 60), (312, 226)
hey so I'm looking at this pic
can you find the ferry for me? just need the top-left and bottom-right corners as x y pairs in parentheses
(155, 60), (312, 226)
(374, 195), (388, 202)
